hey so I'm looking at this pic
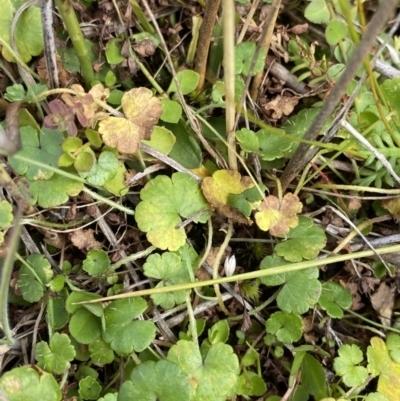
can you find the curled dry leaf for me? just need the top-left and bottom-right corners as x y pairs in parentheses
(263, 95), (299, 120)
(98, 87), (162, 154)
(69, 228), (102, 251)
(255, 193), (303, 235)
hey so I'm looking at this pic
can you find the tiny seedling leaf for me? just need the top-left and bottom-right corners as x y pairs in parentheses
(35, 333), (76, 375)
(17, 254), (53, 302)
(135, 172), (209, 251)
(82, 249), (111, 277)
(141, 125), (176, 156)
(89, 339), (115, 365)
(334, 344), (368, 387)
(160, 99), (182, 123)
(168, 340), (239, 401)
(208, 320), (230, 345)
(9, 127), (64, 180)
(0, 366), (61, 401)
(99, 87), (162, 153)
(79, 376), (102, 400)
(237, 371), (267, 396)
(120, 360), (190, 401)
(103, 298), (156, 354)
(0, 200), (13, 229)
(274, 216), (326, 262)
(260, 254), (321, 314)
(386, 333), (400, 364)
(254, 193), (302, 235)
(265, 311), (303, 344)
(318, 282), (352, 319)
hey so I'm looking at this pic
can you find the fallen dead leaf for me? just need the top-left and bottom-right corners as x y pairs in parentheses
(370, 283), (394, 327)
(263, 95), (299, 119)
(69, 228), (102, 251)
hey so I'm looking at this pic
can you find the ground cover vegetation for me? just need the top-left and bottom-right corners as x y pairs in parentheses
(1, 0), (400, 400)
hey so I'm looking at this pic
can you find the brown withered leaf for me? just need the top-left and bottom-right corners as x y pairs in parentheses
(264, 95), (299, 119)
(382, 198), (400, 219)
(69, 229), (102, 251)
(98, 87), (162, 153)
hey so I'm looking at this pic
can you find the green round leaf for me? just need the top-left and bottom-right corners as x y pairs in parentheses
(325, 20), (348, 45)
(69, 308), (102, 344)
(318, 282), (352, 318)
(79, 376), (102, 400)
(82, 249), (111, 277)
(160, 99), (182, 123)
(234, 42), (266, 76)
(304, 0), (330, 24)
(74, 150), (96, 172)
(168, 69), (200, 95)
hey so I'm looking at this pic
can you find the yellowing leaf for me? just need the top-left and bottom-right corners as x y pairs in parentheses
(255, 193), (302, 235)
(202, 170), (254, 208)
(98, 88), (162, 154)
(382, 198), (400, 220)
(201, 170), (254, 224)
(99, 117), (140, 154)
(367, 337), (400, 401)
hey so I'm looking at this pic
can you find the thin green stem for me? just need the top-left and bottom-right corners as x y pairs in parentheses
(77, 244), (400, 304)
(186, 291), (198, 346)
(54, 0), (95, 88)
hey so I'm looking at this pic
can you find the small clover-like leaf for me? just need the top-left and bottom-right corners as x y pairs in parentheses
(28, 171), (83, 208)
(35, 333), (76, 374)
(135, 172), (209, 251)
(334, 344), (368, 387)
(89, 339), (114, 365)
(318, 282), (352, 319)
(234, 42), (266, 76)
(103, 298), (156, 354)
(80, 151), (118, 186)
(17, 254), (53, 303)
(82, 249), (111, 277)
(304, 0), (330, 24)
(260, 254), (321, 314)
(9, 127), (64, 180)
(265, 311), (303, 344)
(236, 128), (292, 161)
(274, 216), (326, 262)
(143, 252), (190, 309)
(0, 366), (61, 401)
(255, 193), (302, 235)
(99, 88), (162, 154)
(79, 376), (102, 400)
(168, 340), (239, 401)
(201, 169), (254, 224)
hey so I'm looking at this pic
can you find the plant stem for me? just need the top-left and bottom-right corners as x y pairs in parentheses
(194, 0), (221, 91)
(78, 244), (400, 303)
(222, 0), (237, 171)
(54, 0), (95, 88)
(277, 0), (399, 193)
